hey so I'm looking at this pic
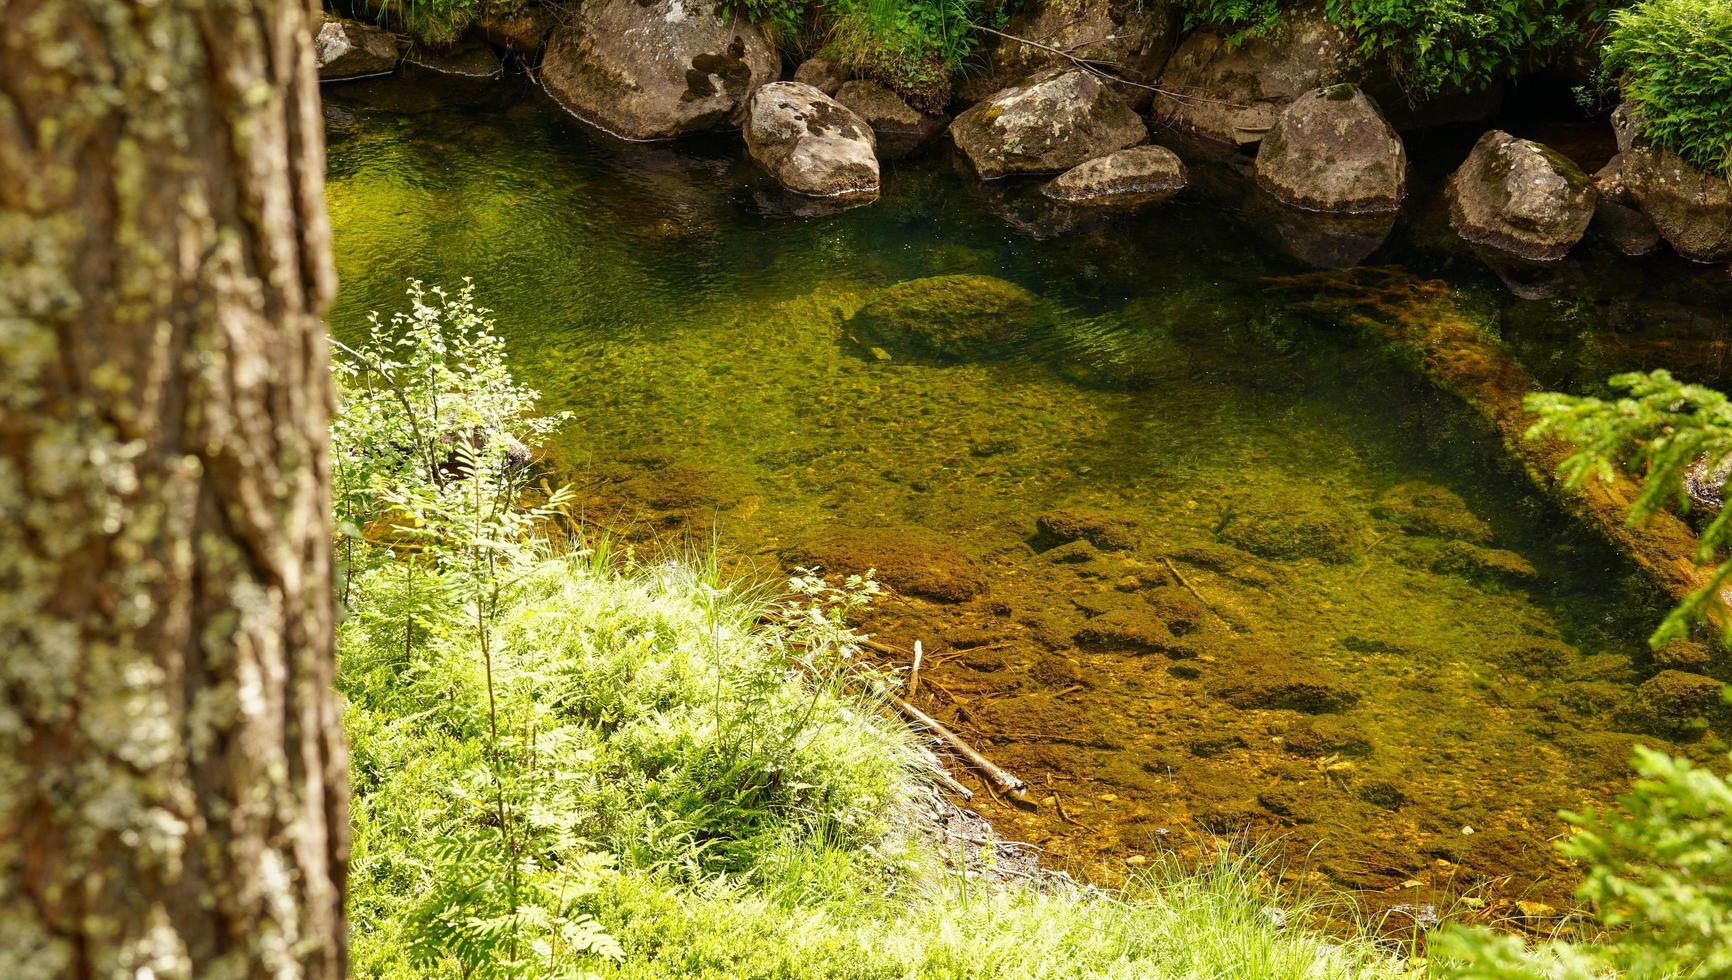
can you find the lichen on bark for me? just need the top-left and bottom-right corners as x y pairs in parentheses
(0, 1), (346, 977)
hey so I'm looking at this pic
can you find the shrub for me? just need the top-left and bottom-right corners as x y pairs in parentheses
(824, 0), (991, 113)
(1601, 0), (1732, 176)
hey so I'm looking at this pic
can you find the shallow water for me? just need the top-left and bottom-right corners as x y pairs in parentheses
(324, 69), (1732, 919)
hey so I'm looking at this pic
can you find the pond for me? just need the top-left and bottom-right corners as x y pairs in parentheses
(323, 68), (1732, 921)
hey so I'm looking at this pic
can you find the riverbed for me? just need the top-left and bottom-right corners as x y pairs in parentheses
(323, 67), (1732, 924)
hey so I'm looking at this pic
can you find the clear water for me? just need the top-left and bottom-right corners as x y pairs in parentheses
(323, 68), (1732, 917)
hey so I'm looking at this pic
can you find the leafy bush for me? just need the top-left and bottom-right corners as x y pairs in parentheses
(1178, 0), (1600, 98)
(354, 0), (521, 46)
(1602, 0), (1732, 176)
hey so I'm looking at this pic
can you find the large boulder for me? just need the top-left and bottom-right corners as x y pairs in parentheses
(539, 0), (778, 140)
(950, 70), (1147, 179)
(987, 0), (1178, 108)
(315, 14), (398, 81)
(1041, 145), (1187, 209)
(1254, 84), (1405, 213)
(834, 81), (946, 160)
(1594, 113), (1732, 263)
(744, 82), (879, 203)
(1151, 6), (1359, 147)
(1446, 130), (1596, 262)
(794, 58), (848, 96)
(845, 275), (1054, 363)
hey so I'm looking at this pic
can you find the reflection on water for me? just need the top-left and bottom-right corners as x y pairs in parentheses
(324, 68), (1732, 917)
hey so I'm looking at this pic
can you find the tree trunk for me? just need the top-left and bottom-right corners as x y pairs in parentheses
(0, 1), (346, 977)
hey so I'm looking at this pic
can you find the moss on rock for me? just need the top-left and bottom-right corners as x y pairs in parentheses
(845, 274), (1055, 363)
(1218, 498), (1364, 563)
(783, 525), (986, 603)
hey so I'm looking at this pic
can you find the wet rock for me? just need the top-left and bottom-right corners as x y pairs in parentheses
(1073, 607), (1186, 656)
(1356, 780), (1406, 810)
(316, 14), (398, 81)
(1041, 145), (1187, 209)
(1034, 509), (1136, 551)
(1492, 637), (1577, 679)
(478, 7), (554, 56)
(1276, 716), (1373, 757)
(845, 274), (1054, 363)
(834, 81), (946, 160)
(1151, 5), (1360, 147)
(1372, 481), (1493, 544)
(1591, 190), (1663, 258)
(1218, 498), (1363, 564)
(1041, 539), (1102, 565)
(1254, 85), (1405, 214)
(744, 82), (879, 204)
(987, 0), (1178, 108)
(540, 0), (778, 140)
(1636, 670), (1727, 730)
(1423, 539), (1536, 586)
(950, 70), (1147, 180)
(794, 57), (847, 96)
(1211, 649), (1359, 713)
(1445, 130), (1597, 262)
(783, 526), (986, 603)
(407, 38), (501, 78)
(1597, 147), (1732, 264)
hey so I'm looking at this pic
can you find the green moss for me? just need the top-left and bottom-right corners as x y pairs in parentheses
(1218, 497), (1365, 564)
(845, 274), (1055, 363)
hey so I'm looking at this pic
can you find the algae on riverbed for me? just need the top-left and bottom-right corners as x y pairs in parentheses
(324, 68), (1731, 925)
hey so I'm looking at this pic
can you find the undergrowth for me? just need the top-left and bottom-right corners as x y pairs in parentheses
(335, 282), (1415, 978)
(1601, 0), (1732, 177)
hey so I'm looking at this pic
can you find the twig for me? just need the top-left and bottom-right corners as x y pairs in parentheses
(1052, 790), (1098, 831)
(971, 23), (1250, 108)
(1161, 555), (1225, 623)
(908, 639), (924, 699)
(885, 689), (1037, 808)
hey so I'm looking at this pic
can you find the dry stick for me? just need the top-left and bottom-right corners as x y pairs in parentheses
(885, 688), (1038, 808)
(1051, 790), (1098, 831)
(908, 639), (924, 699)
(971, 23), (1251, 108)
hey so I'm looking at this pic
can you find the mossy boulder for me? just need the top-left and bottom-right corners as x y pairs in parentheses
(1492, 636), (1577, 679)
(1253, 84), (1406, 214)
(1033, 509), (1137, 551)
(1423, 539), (1536, 586)
(315, 14), (399, 81)
(845, 275), (1055, 363)
(1073, 607), (1185, 656)
(1371, 481), (1493, 544)
(1446, 130), (1596, 262)
(1636, 670), (1727, 732)
(950, 70), (1147, 180)
(1211, 647), (1360, 713)
(783, 526), (986, 603)
(1218, 498), (1364, 564)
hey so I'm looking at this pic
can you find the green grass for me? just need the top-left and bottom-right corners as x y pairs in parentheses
(342, 549), (1413, 978)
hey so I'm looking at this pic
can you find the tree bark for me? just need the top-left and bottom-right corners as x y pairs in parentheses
(0, 1), (346, 977)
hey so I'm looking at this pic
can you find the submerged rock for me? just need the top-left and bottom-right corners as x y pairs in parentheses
(1041, 145), (1187, 209)
(1254, 85), (1405, 214)
(1423, 539), (1536, 586)
(1636, 670), (1727, 732)
(1033, 509), (1137, 551)
(1492, 637), (1577, 679)
(783, 526), (986, 603)
(744, 82), (879, 203)
(950, 70), (1147, 179)
(986, 0), (1178, 108)
(1211, 648), (1360, 713)
(834, 81), (946, 160)
(1371, 481), (1493, 544)
(1276, 716), (1373, 757)
(1244, 190), (1396, 269)
(1446, 130), (1596, 262)
(1073, 607), (1186, 655)
(1218, 498), (1363, 563)
(1152, 6), (1359, 147)
(845, 274), (1053, 363)
(540, 0), (777, 140)
(316, 14), (398, 81)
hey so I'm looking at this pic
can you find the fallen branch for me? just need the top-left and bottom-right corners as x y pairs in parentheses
(970, 23), (1250, 108)
(1161, 555), (1227, 624)
(884, 688), (1037, 808)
